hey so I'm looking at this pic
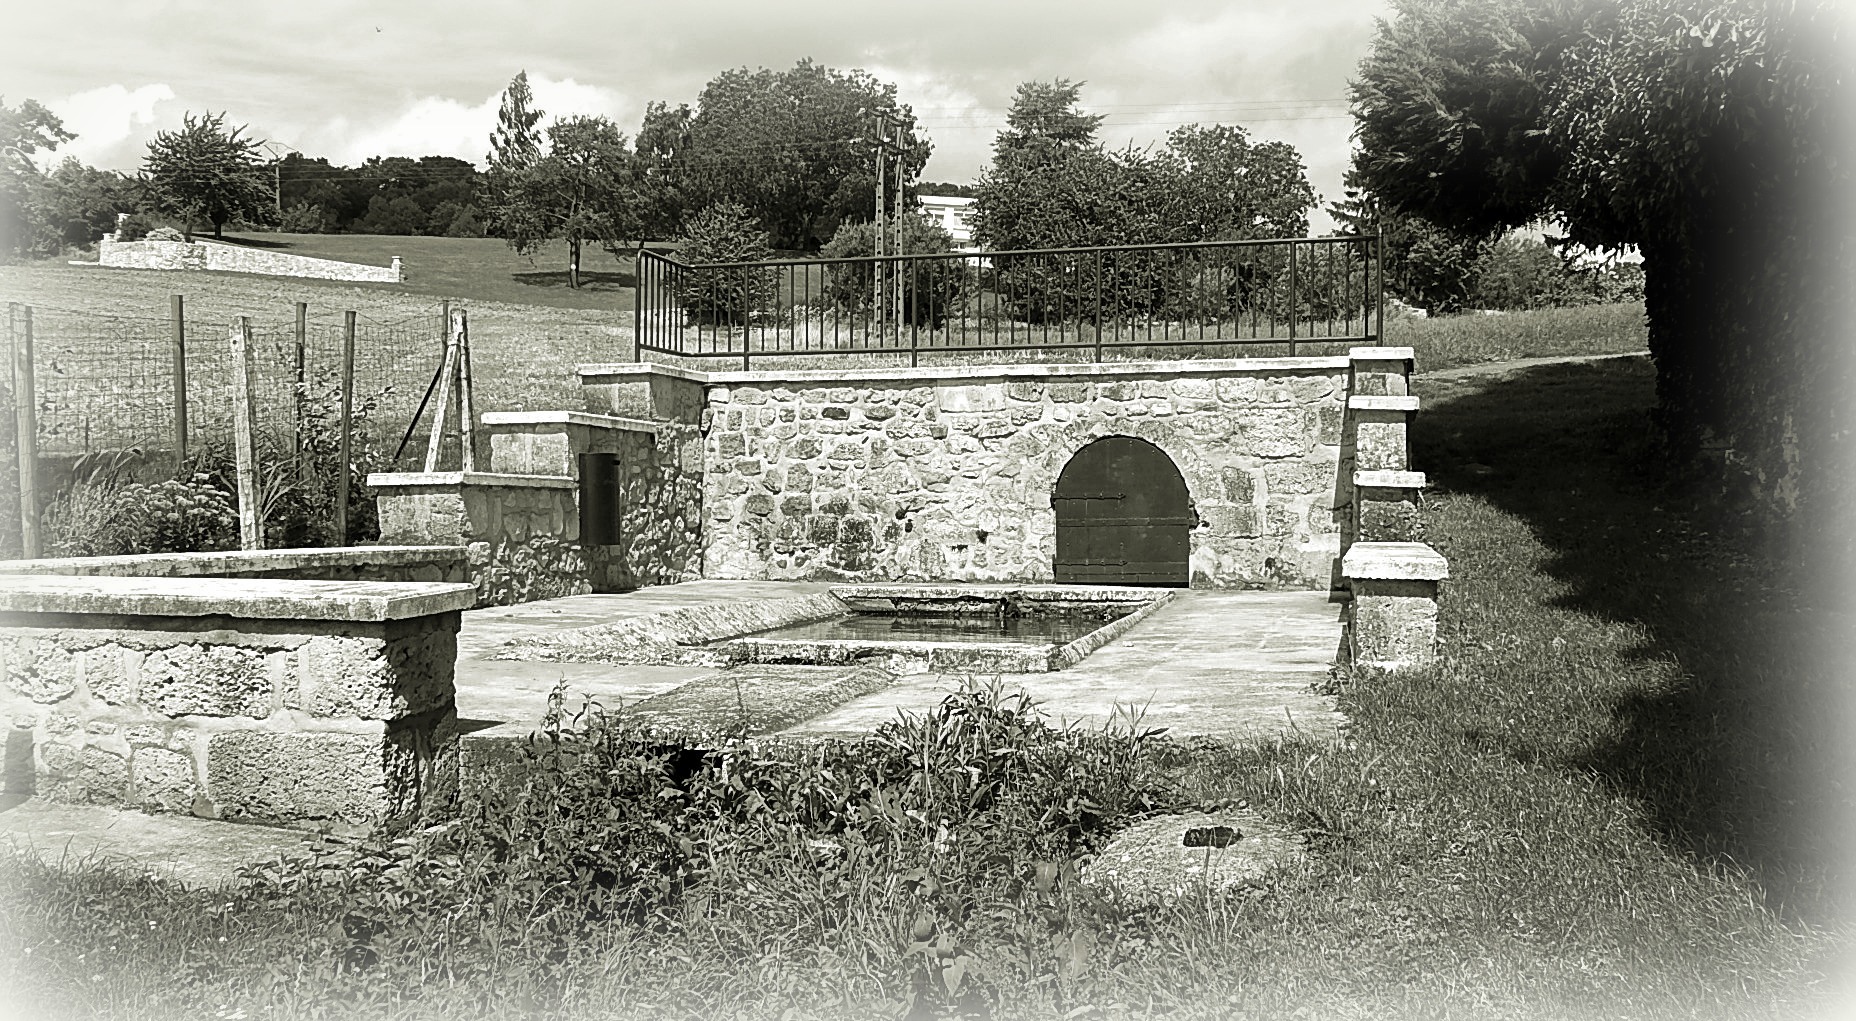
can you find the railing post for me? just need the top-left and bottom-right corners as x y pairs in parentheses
(1375, 231), (1385, 345)
(1288, 242), (1298, 355)
(337, 310), (355, 546)
(633, 242), (645, 362)
(1094, 249), (1105, 363)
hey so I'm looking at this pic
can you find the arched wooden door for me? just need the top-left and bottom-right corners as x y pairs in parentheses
(1053, 436), (1191, 586)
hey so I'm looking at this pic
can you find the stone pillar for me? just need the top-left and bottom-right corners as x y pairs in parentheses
(1348, 346), (1414, 397)
(1352, 470), (1426, 545)
(369, 471), (587, 606)
(1342, 541), (1448, 671)
(0, 575), (476, 828)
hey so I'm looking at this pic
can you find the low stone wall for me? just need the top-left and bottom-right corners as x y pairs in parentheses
(483, 410), (703, 589)
(97, 236), (402, 283)
(0, 546), (467, 583)
(580, 359), (1353, 589)
(370, 473), (594, 606)
(0, 576), (475, 827)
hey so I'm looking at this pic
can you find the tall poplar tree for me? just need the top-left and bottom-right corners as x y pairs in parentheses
(484, 71), (545, 238)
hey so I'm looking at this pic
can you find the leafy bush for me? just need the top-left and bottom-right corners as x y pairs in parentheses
(817, 214), (966, 328)
(1468, 234), (1600, 311)
(675, 201), (778, 326)
(44, 468), (237, 557)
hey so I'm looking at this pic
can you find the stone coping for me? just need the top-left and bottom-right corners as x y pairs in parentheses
(479, 410), (660, 435)
(366, 471), (577, 490)
(1341, 542), (1449, 582)
(1353, 470), (1427, 489)
(0, 575), (479, 621)
(0, 545), (466, 578)
(830, 582), (1175, 603)
(1347, 395), (1421, 413)
(1350, 346), (1415, 363)
(578, 356), (1352, 387)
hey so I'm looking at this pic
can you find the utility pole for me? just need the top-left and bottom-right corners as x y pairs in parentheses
(892, 123), (907, 337)
(870, 115), (909, 339)
(872, 113), (889, 335)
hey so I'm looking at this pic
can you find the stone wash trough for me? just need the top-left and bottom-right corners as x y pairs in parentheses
(1, 348), (1448, 828)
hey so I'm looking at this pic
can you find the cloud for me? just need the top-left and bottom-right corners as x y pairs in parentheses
(302, 74), (637, 167)
(46, 83), (176, 168)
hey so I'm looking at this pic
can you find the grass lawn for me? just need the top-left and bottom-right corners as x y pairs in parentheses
(2, 351), (1848, 1020)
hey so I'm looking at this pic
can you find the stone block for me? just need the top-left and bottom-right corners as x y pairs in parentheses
(1048, 382), (1090, 403)
(40, 742), (128, 805)
(1357, 489), (1422, 543)
(937, 384), (1007, 413)
(1354, 417), (1409, 472)
(1264, 461), (1338, 497)
(1349, 581), (1440, 671)
(142, 645), (274, 718)
(1007, 381), (1046, 402)
(205, 729), (389, 823)
(132, 746), (197, 812)
(1237, 407), (1313, 458)
(3, 638), (77, 704)
(1171, 378), (1214, 399)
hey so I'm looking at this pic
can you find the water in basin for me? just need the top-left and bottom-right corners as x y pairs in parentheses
(744, 609), (1132, 646)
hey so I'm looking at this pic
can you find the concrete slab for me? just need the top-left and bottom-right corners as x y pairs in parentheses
(0, 796), (308, 890)
(780, 590), (1345, 742)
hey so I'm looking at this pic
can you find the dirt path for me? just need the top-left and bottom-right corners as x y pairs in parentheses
(1422, 349), (1650, 380)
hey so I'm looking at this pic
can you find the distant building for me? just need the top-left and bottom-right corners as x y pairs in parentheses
(917, 195), (979, 252)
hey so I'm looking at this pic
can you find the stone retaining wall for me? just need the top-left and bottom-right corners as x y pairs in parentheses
(97, 236), (402, 283)
(0, 576), (475, 827)
(582, 359), (1353, 589)
(0, 546), (467, 583)
(369, 473), (592, 607)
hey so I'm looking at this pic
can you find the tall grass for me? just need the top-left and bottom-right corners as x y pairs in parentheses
(1387, 301), (1647, 372)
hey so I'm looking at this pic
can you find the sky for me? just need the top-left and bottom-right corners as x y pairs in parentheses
(8, 0), (1392, 231)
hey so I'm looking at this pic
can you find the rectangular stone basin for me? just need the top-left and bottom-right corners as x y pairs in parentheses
(719, 584), (1175, 673)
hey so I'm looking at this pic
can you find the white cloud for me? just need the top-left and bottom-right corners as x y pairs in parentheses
(304, 74), (636, 167)
(47, 83), (175, 167)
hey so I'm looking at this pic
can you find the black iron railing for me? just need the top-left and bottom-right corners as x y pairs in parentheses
(633, 234), (1382, 368)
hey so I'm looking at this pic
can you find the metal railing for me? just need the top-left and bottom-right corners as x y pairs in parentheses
(634, 234), (1383, 368)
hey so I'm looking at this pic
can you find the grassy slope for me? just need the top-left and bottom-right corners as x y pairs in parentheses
(2, 353), (1849, 1020)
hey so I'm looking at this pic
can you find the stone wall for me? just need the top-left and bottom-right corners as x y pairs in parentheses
(369, 473), (591, 607)
(581, 358), (1353, 589)
(483, 411), (703, 590)
(0, 576), (474, 827)
(97, 236), (402, 283)
(0, 546), (467, 583)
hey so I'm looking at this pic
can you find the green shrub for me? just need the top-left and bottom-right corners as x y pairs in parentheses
(675, 201), (778, 326)
(44, 471), (236, 557)
(817, 214), (966, 328)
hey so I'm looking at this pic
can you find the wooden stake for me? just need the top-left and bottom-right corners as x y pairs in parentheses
(171, 294), (188, 469)
(337, 310), (355, 545)
(456, 310), (477, 472)
(423, 318), (458, 472)
(293, 301), (307, 458)
(10, 304), (39, 559)
(230, 317), (263, 550)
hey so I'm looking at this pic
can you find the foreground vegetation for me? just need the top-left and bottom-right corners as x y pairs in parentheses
(3, 352), (1845, 1019)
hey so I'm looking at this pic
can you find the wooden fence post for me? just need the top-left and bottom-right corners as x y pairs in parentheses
(171, 294), (188, 469)
(457, 310), (476, 472)
(9, 303), (39, 559)
(337, 310), (355, 546)
(293, 301), (308, 458)
(230, 317), (263, 550)
(423, 313), (458, 472)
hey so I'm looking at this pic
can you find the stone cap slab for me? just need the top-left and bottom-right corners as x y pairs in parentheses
(366, 471), (576, 490)
(578, 357), (1352, 388)
(0, 575), (479, 621)
(480, 410), (659, 436)
(1342, 542), (1449, 581)
(1347, 395), (1420, 413)
(1353, 470), (1427, 490)
(0, 545), (466, 578)
(1350, 346), (1415, 364)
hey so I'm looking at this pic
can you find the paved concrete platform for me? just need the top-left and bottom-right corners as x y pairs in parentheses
(780, 590), (1345, 741)
(455, 583), (1345, 744)
(0, 796), (309, 890)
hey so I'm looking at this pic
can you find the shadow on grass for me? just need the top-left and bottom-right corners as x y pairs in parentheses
(211, 235), (293, 249)
(510, 270), (637, 291)
(1415, 356), (1854, 923)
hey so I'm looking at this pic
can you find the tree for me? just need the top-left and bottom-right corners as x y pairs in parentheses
(994, 79), (1104, 155)
(0, 97), (76, 260)
(633, 101), (695, 238)
(1328, 167), (1493, 313)
(1351, 0), (1854, 562)
(484, 71), (546, 239)
(818, 213), (963, 327)
(676, 201), (776, 324)
(141, 111), (269, 240)
(1156, 124), (1315, 241)
(495, 115), (639, 288)
(674, 59), (930, 250)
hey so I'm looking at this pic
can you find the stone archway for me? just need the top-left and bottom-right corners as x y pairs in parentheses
(1053, 436), (1192, 586)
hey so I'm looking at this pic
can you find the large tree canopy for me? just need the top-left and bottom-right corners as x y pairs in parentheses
(493, 115), (639, 289)
(1352, 0), (1855, 560)
(141, 111), (270, 240)
(677, 59), (930, 250)
(972, 80), (1317, 251)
